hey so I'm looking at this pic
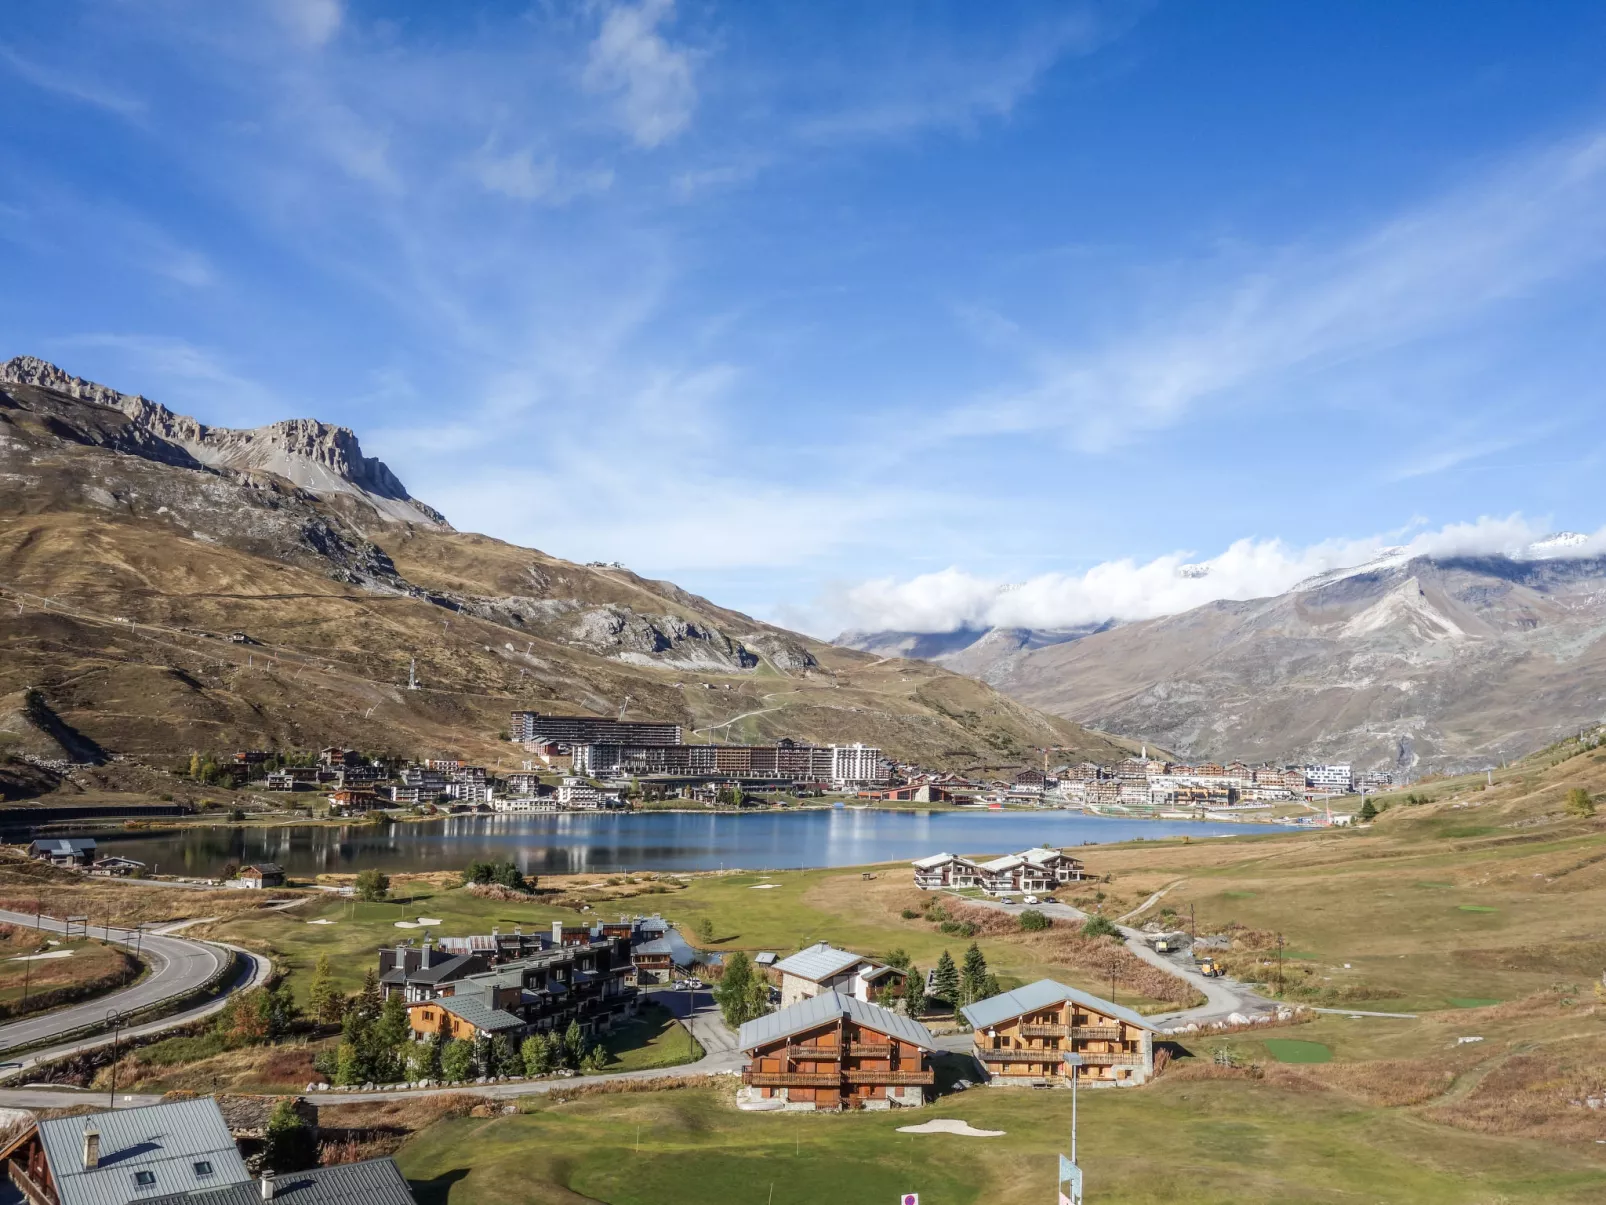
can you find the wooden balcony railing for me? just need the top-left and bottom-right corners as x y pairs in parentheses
(848, 1042), (893, 1057)
(843, 1069), (934, 1086)
(743, 1071), (841, 1088)
(980, 1047), (1066, 1063)
(1018, 1024), (1122, 1040)
(1072, 1051), (1146, 1067)
(9, 1160), (56, 1205)
(785, 1045), (841, 1060)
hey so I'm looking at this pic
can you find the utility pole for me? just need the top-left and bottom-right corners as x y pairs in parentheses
(106, 1010), (124, 1108)
(1276, 932), (1285, 997)
(1190, 903), (1196, 943)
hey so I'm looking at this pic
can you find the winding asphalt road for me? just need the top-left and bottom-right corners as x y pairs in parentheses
(952, 894), (1274, 1028)
(0, 910), (271, 1068)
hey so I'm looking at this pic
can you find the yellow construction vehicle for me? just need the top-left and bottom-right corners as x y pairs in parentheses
(1197, 956), (1223, 978)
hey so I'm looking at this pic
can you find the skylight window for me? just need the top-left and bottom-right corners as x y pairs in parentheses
(194, 1160), (214, 1176)
(133, 1170), (157, 1187)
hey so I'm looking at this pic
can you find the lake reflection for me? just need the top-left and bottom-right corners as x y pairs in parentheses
(90, 809), (1269, 878)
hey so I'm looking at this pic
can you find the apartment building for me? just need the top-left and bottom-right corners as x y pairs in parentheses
(961, 979), (1156, 1088)
(737, 992), (936, 1111)
(912, 848), (1084, 894)
(772, 942), (907, 1008)
(510, 711), (683, 746)
(572, 739), (834, 780)
(830, 743), (887, 787)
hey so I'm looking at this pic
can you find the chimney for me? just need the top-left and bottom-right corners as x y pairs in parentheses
(552, 920), (564, 945)
(82, 1128), (100, 1169)
(260, 1172), (276, 1200)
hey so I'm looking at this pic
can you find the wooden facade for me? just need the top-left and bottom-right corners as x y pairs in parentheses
(963, 980), (1155, 1088)
(743, 1013), (933, 1110)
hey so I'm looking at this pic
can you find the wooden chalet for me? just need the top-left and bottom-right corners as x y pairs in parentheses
(960, 979), (1155, 1088)
(737, 991), (935, 1112)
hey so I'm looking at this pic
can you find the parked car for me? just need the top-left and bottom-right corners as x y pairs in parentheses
(1042, 896), (1058, 904)
(687, 978), (705, 989)
(1022, 894), (1041, 905)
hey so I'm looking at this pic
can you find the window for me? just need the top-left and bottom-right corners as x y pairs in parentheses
(133, 1171), (157, 1187)
(194, 1161), (214, 1177)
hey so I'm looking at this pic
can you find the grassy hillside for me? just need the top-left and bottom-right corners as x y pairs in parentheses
(0, 374), (1132, 786)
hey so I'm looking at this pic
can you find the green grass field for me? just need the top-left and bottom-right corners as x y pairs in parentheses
(394, 1082), (1606, 1205)
(591, 1002), (703, 1074)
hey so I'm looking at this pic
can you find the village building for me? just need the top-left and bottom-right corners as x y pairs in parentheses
(910, 853), (982, 890)
(0, 1097), (250, 1205)
(912, 847), (1084, 895)
(960, 979), (1156, 1088)
(406, 995), (524, 1042)
(771, 942), (906, 1008)
(737, 991), (936, 1111)
(147, 1158), (418, 1205)
(868, 783), (957, 804)
(27, 837), (96, 866)
(88, 856), (147, 877)
(231, 863), (285, 889)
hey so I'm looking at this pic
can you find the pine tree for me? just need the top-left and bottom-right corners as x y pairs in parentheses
(716, 952), (758, 1026)
(960, 944), (988, 1005)
(563, 1020), (586, 1069)
(308, 954), (345, 1026)
(522, 1032), (553, 1076)
(1356, 797), (1378, 822)
(440, 1038), (475, 1082)
(354, 968), (382, 1020)
(904, 965), (928, 1017)
(1566, 787), (1597, 818)
(932, 950), (959, 1005)
(374, 991), (410, 1051)
(263, 1100), (316, 1172)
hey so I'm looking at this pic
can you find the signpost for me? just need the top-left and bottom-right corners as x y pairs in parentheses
(1060, 1053), (1084, 1204)
(901, 1195), (918, 1205)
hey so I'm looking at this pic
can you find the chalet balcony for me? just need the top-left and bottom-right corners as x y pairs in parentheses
(980, 1047), (1067, 1064)
(1018, 1024), (1122, 1040)
(848, 1042), (893, 1057)
(1072, 1051), (1146, 1067)
(843, 1069), (934, 1086)
(785, 1045), (842, 1060)
(743, 1071), (842, 1088)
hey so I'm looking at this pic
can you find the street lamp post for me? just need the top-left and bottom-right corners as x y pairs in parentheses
(106, 1010), (124, 1108)
(1062, 1052), (1084, 1205)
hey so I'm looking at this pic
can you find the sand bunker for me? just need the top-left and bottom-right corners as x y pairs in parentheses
(393, 920), (420, 929)
(415, 917), (443, 925)
(306, 919), (335, 925)
(749, 884), (780, 890)
(896, 1119), (1005, 1137)
(9, 950), (74, 962)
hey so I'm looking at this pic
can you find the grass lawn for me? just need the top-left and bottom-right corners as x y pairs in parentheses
(1262, 1038), (1332, 1063)
(591, 1001), (703, 1074)
(0, 936), (134, 1010)
(394, 1082), (1606, 1205)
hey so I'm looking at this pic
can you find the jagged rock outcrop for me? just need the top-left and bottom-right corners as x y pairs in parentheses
(0, 357), (448, 528)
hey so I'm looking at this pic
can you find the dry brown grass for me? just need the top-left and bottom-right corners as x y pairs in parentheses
(1310, 1059), (1459, 1107)
(1424, 1042), (1606, 1143)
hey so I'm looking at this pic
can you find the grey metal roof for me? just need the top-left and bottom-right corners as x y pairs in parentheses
(738, 991), (936, 1052)
(147, 1158), (416, 1205)
(408, 954), (480, 984)
(435, 997), (523, 1032)
(753, 952), (776, 965)
(37, 1098), (249, 1205)
(631, 937), (674, 956)
(960, 978), (1156, 1033)
(30, 838), (98, 854)
(771, 942), (868, 983)
(240, 864), (283, 875)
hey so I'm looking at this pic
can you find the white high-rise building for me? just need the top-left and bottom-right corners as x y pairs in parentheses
(1307, 764), (1353, 792)
(830, 743), (888, 787)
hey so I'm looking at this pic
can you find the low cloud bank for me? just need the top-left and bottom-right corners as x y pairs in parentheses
(831, 516), (1606, 636)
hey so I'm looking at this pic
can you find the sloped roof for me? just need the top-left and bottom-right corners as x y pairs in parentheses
(146, 1157), (416, 1205)
(772, 942), (865, 983)
(960, 978), (1155, 1033)
(911, 853), (959, 869)
(433, 997), (523, 1032)
(738, 991), (935, 1052)
(1019, 847), (1075, 865)
(407, 954), (480, 984)
(631, 937), (674, 956)
(36, 1098), (249, 1205)
(976, 855), (1024, 873)
(30, 838), (97, 854)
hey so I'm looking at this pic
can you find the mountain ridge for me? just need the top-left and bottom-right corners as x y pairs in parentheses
(846, 552), (1606, 773)
(0, 361), (1132, 774)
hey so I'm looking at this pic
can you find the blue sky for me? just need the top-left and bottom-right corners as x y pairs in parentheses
(4, 1), (1606, 636)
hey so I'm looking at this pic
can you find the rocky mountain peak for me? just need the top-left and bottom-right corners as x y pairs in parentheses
(1, 356), (448, 529)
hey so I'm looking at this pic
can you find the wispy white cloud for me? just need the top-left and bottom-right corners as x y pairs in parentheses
(583, 0), (697, 149)
(274, 0), (343, 49)
(0, 43), (144, 118)
(939, 132), (1606, 451)
(473, 145), (614, 204)
(824, 515), (1605, 636)
(795, 11), (1108, 143)
(50, 334), (285, 426)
